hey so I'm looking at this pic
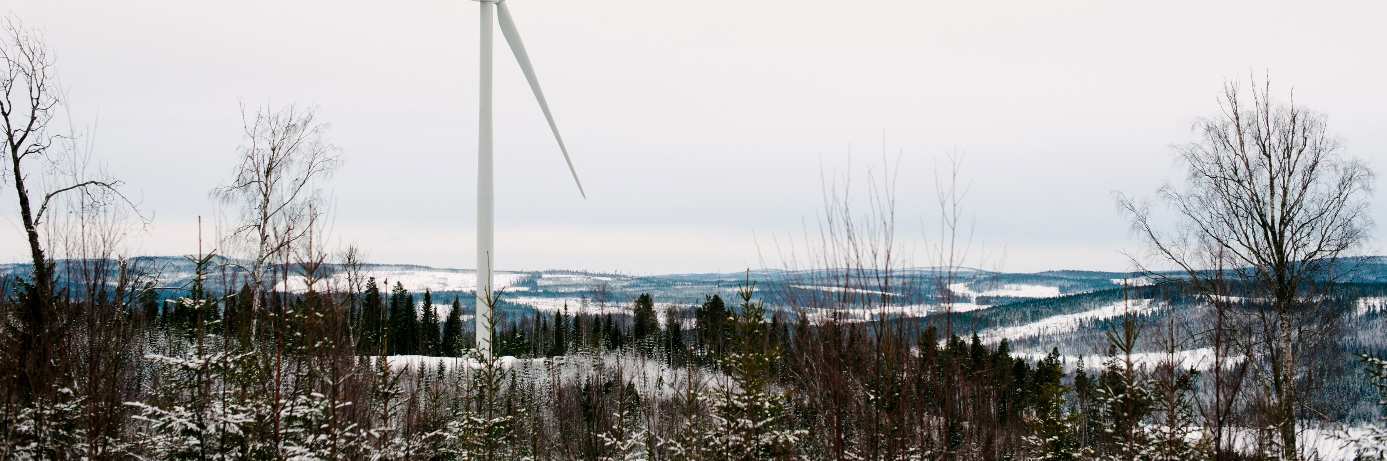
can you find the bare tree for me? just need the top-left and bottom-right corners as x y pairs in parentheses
(1, 16), (136, 402)
(213, 104), (338, 339)
(1122, 78), (1373, 460)
(340, 244), (367, 341)
(932, 153), (973, 341)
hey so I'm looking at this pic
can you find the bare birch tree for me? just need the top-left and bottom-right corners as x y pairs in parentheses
(214, 105), (338, 339)
(1122, 78), (1373, 460)
(1, 16), (137, 402)
(933, 154), (973, 341)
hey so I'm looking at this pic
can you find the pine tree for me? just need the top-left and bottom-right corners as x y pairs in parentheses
(441, 297), (464, 357)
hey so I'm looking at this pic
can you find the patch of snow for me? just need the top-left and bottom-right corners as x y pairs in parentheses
(1111, 277), (1155, 287)
(777, 301), (989, 324)
(507, 296), (607, 315)
(422, 303), (473, 322)
(790, 284), (899, 297)
(950, 282), (1060, 299)
(1356, 297), (1387, 316)
(1222, 425), (1383, 460)
(535, 273), (617, 288)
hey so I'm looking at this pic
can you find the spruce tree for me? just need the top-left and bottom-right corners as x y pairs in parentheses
(702, 273), (804, 458)
(387, 282), (418, 355)
(1073, 356), (1094, 449)
(1089, 311), (1154, 460)
(695, 294), (728, 359)
(1337, 355), (1387, 458)
(663, 306), (684, 366)
(419, 289), (441, 356)
(229, 283), (254, 347)
(358, 278), (384, 354)
(441, 297), (463, 356)
(631, 293), (658, 342)
(1024, 380), (1082, 459)
(549, 305), (568, 357)
(139, 282), (159, 324)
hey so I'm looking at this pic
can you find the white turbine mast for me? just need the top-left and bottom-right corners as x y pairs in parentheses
(476, 0), (585, 359)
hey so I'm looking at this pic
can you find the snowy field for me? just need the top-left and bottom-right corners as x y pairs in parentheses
(789, 284), (900, 297)
(375, 352), (727, 397)
(1012, 347), (1240, 372)
(421, 303), (472, 322)
(273, 268), (528, 293)
(980, 299), (1158, 343)
(950, 282), (1060, 299)
(1357, 296), (1387, 316)
(780, 301), (987, 324)
(533, 273), (622, 293)
(504, 295), (693, 325)
(1227, 425), (1383, 460)
(1111, 276), (1155, 287)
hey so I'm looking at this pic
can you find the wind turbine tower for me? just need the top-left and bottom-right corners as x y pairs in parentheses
(475, 0), (586, 359)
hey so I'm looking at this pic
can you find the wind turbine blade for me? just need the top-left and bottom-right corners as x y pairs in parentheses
(496, 1), (587, 198)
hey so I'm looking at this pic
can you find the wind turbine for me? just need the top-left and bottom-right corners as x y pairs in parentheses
(475, 0), (586, 360)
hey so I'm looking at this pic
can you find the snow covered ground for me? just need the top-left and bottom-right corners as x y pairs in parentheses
(789, 284), (900, 297)
(949, 282), (1060, 299)
(273, 269), (528, 293)
(981, 299), (1158, 343)
(1111, 276), (1155, 287)
(374, 352), (727, 397)
(1012, 346), (1242, 372)
(504, 296), (695, 326)
(419, 302), (472, 323)
(780, 301), (988, 324)
(1223, 425), (1384, 460)
(1357, 296), (1387, 316)
(533, 273), (621, 293)
(504, 296), (595, 315)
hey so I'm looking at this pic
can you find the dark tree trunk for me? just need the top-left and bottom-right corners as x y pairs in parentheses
(11, 135), (53, 403)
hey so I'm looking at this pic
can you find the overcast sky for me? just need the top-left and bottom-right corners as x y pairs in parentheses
(2, 0), (1384, 274)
